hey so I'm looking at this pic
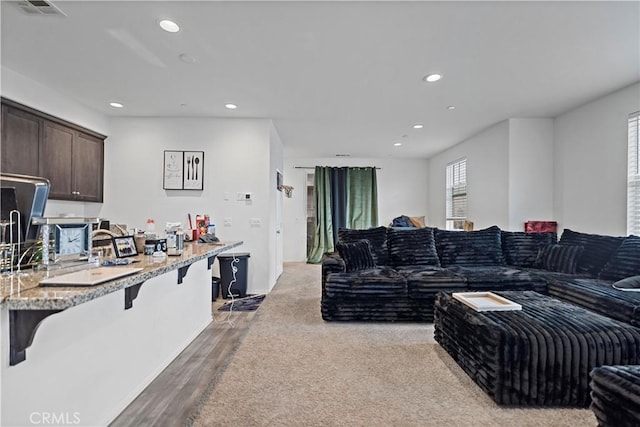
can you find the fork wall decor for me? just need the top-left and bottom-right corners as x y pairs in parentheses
(163, 150), (204, 190)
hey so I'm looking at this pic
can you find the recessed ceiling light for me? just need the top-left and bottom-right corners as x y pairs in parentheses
(159, 19), (180, 33)
(447, 105), (456, 110)
(109, 102), (123, 108)
(412, 124), (424, 129)
(335, 154), (351, 157)
(179, 53), (196, 64)
(225, 103), (238, 110)
(394, 142), (402, 147)
(423, 73), (442, 83)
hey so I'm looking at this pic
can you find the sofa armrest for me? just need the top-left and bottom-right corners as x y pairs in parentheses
(321, 252), (346, 291)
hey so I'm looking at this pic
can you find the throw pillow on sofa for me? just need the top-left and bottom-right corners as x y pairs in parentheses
(600, 235), (640, 281)
(536, 244), (584, 274)
(435, 225), (505, 267)
(387, 227), (440, 267)
(559, 228), (625, 276)
(612, 275), (640, 292)
(338, 226), (388, 266)
(335, 240), (376, 272)
(501, 231), (557, 267)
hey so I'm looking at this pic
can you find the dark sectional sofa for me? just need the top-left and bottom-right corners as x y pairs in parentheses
(321, 225), (640, 326)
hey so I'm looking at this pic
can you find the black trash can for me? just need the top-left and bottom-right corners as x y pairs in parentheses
(211, 276), (220, 301)
(218, 252), (250, 299)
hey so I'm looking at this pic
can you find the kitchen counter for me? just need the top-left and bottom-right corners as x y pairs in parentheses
(0, 240), (244, 426)
(0, 240), (242, 310)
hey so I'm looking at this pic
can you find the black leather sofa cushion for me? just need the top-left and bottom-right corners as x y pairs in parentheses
(536, 244), (584, 274)
(396, 265), (466, 297)
(435, 225), (505, 267)
(338, 226), (388, 266)
(559, 228), (625, 276)
(600, 235), (640, 281)
(324, 267), (406, 298)
(336, 240), (376, 272)
(546, 276), (640, 327)
(501, 231), (557, 267)
(590, 365), (640, 427)
(446, 265), (547, 292)
(387, 227), (440, 268)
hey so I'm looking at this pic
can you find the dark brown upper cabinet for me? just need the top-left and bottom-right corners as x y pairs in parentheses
(1, 98), (106, 202)
(1, 104), (42, 177)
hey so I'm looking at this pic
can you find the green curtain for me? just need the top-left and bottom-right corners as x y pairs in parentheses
(346, 167), (378, 229)
(308, 167), (334, 263)
(308, 166), (379, 264)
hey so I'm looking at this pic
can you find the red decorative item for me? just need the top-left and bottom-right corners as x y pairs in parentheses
(525, 221), (558, 233)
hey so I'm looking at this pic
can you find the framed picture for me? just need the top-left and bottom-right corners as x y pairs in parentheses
(112, 235), (139, 258)
(163, 151), (184, 190)
(183, 151), (204, 190)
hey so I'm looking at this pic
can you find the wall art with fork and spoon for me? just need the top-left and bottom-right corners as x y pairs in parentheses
(163, 150), (204, 190)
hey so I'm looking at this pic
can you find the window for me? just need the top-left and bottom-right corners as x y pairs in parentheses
(446, 158), (467, 230)
(628, 111), (640, 235)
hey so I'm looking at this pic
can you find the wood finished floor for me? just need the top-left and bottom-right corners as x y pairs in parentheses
(110, 298), (256, 427)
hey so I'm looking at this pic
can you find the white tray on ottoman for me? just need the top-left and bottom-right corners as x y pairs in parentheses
(452, 291), (522, 312)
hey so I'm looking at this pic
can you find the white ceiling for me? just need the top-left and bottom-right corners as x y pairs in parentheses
(1, 1), (639, 159)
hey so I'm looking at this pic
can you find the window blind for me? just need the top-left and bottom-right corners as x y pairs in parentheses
(446, 158), (467, 230)
(628, 111), (640, 235)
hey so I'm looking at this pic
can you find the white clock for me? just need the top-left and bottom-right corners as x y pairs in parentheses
(56, 224), (90, 256)
(33, 217), (99, 267)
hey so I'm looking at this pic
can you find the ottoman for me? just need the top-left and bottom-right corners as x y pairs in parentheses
(434, 290), (640, 406)
(590, 365), (640, 426)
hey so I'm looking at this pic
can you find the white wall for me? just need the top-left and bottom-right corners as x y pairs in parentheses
(101, 117), (280, 295)
(428, 120), (510, 230)
(282, 156), (429, 262)
(269, 123), (284, 284)
(553, 82), (640, 236)
(1, 66), (283, 295)
(508, 118), (554, 230)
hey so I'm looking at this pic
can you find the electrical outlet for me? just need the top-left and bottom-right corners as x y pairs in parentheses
(250, 218), (261, 227)
(224, 217), (232, 227)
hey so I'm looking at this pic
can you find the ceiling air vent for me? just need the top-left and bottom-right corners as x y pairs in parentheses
(17, 0), (66, 16)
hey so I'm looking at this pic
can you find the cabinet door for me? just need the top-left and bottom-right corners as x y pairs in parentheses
(73, 132), (104, 202)
(1, 105), (41, 176)
(41, 121), (73, 200)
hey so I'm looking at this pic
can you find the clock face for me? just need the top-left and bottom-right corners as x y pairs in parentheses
(56, 225), (88, 256)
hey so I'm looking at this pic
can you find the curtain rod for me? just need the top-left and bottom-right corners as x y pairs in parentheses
(294, 166), (381, 170)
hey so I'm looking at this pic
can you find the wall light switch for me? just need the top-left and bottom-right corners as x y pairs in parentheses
(224, 192), (230, 201)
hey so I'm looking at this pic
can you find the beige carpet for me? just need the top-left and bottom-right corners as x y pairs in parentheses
(192, 262), (596, 426)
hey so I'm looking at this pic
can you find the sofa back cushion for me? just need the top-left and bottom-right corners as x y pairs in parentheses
(335, 240), (376, 272)
(501, 231), (557, 267)
(338, 226), (388, 266)
(536, 244), (584, 274)
(435, 225), (505, 267)
(387, 227), (440, 267)
(599, 235), (640, 281)
(558, 229), (625, 276)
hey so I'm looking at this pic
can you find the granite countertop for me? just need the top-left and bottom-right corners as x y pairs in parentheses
(0, 241), (242, 310)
